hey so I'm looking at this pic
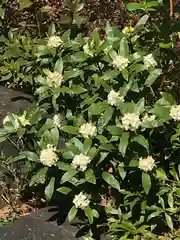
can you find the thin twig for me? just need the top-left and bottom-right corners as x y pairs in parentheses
(170, 0), (174, 18)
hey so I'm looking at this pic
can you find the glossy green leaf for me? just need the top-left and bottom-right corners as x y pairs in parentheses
(165, 212), (173, 230)
(61, 126), (78, 134)
(45, 177), (55, 201)
(85, 169), (96, 184)
(145, 69), (162, 87)
(142, 172), (151, 194)
(61, 169), (77, 184)
(102, 172), (120, 191)
(68, 206), (77, 222)
(30, 167), (48, 186)
(84, 207), (94, 224)
(57, 187), (72, 195)
(118, 132), (129, 157)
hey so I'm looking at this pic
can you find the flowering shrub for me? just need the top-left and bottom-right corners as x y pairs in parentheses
(1, 15), (180, 239)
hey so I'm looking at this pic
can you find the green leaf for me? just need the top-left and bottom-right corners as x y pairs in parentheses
(19, 0), (32, 10)
(73, 138), (83, 152)
(118, 132), (129, 157)
(136, 98), (145, 114)
(54, 58), (63, 73)
(89, 102), (108, 115)
(135, 14), (149, 28)
(61, 169), (77, 184)
(126, 2), (144, 11)
(102, 172), (120, 191)
(64, 69), (83, 80)
(147, 211), (162, 221)
(100, 106), (114, 127)
(168, 192), (174, 208)
(85, 169), (96, 184)
(57, 162), (71, 171)
(57, 187), (72, 195)
(119, 37), (129, 57)
(142, 172), (151, 194)
(68, 206), (77, 222)
(45, 177), (55, 201)
(118, 166), (126, 180)
(132, 135), (149, 151)
(30, 167), (48, 186)
(83, 139), (92, 154)
(84, 207), (94, 224)
(71, 85), (87, 94)
(165, 212), (173, 230)
(107, 125), (122, 135)
(156, 168), (168, 181)
(145, 69), (162, 87)
(8, 151), (38, 163)
(51, 128), (59, 146)
(61, 125), (78, 134)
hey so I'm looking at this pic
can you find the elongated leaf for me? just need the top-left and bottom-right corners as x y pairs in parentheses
(165, 212), (173, 230)
(126, 2), (144, 11)
(55, 58), (63, 73)
(132, 135), (149, 151)
(102, 172), (120, 191)
(142, 172), (151, 194)
(89, 102), (108, 115)
(120, 37), (129, 57)
(135, 14), (149, 28)
(61, 126), (78, 134)
(73, 138), (83, 152)
(100, 106), (114, 127)
(30, 167), (48, 186)
(8, 151), (38, 163)
(71, 85), (87, 94)
(156, 168), (168, 180)
(107, 125), (122, 135)
(61, 169), (77, 184)
(83, 138), (92, 154)
(68, 206), (77, 222)
(85, 169), (96, 184)
(118, 166), (126, 180)
(45, 177), (55, 201)
(118, 132), (129, 157)
(145, 69), (162, 87)
(57, 187), (72, 195)
(84, 207), (94, 224)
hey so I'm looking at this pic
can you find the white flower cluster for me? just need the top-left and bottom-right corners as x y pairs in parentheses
(113, 55), (129, 71)
(47, 36), (63, 48)
(79, 122), (97, 138)
(73, 192), (90, 209)
(46, 71), (63, 88)
(107, 90), (124, 106)
(122, 26), (134, 35)
(142, 114), (156, 124)
(143, 54), (157, 69)
(53, 114), (62, 128)
(3, 112), (30, 129)
(121, 113), (141, 131)
(39, 144), (58, 167)
(139, 156), (155, 172)
(72, 153), (91, 171)
(170, 105), (180, 121)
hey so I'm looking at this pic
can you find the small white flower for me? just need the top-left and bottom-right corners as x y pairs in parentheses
(18, 113), (30, 127)
(39, 144), (58, 167)
(142, 114), (156, 124)
(72, 153), (91, 171)
(47, 36), (63, 48)
(122, 26), (134, 35)
(122, 113), (141, 131)
(143, 54), (157, 69)
(46, 71), (63, 88)
(73, 192), (90, 209)
(53, 114), (62, 128)
(79, 122), (97, 138)
(107, 90), (124, 106)
(113, 55), (129, 71)
(170, 105), (180, 121)
(139, 156), (155, 172)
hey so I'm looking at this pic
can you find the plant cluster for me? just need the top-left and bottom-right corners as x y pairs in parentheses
(0, 10), (180, 239)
